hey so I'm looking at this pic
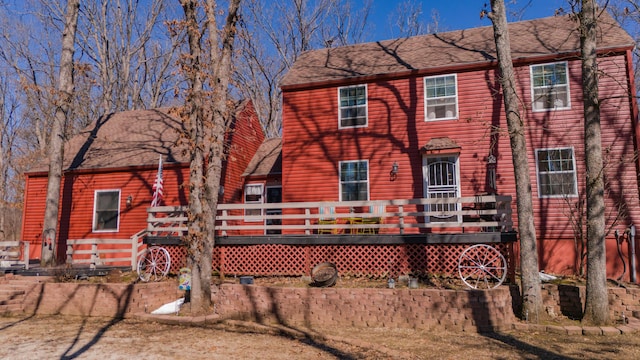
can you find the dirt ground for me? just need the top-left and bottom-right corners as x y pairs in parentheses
(1, 314), (640, 360)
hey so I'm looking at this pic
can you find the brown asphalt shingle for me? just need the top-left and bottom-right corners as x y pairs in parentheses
(242, 137), (282, 177)
(29, 108), (189, 173)
(281, 12), (633, 87)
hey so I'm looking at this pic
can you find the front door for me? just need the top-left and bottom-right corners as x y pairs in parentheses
(265, 186), (282, 234)
(423, 155), (461, 223)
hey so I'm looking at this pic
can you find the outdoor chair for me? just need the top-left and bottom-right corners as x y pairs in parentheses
(357, 205), (385, 234)
(317, 206), (337, 234)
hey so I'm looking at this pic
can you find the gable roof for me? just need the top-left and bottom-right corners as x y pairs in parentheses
(60, 108), (188, 172)
(281, 12), (634, 88)
(242, 137), (282, 177)
(27, 101), (259, 174)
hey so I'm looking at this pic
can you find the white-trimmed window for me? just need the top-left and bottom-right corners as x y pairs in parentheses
(244, 183), (264, 221)
(424, 74), (458, 120)
(93, 190), (120, 232)
(338, 85), (367, 128)
(531, 62), (570, 111)
(340, 160), (369, 201)
(535, 147), (578, 197)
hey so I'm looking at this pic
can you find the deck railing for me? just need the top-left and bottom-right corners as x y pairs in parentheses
(146, 195), (513, 237)
(66, 235), (146, 270)
(0, 241), (29, 269)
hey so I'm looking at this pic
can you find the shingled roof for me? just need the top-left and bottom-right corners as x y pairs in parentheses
(56, 108), (188, 172)
(242, 137), (282, 177)
(281, 12), (633, 88)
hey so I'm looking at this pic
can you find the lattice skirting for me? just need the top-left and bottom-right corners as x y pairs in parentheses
(163, 243), (514, 279)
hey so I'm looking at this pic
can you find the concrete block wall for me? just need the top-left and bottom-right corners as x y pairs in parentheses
(21, 281), (179, 317)
(540, 284), (640, 321)
(212, 285), (517, 332)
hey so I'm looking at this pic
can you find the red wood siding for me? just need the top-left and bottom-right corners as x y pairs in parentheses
(22, 166), (190, 260)
(21, 101), (263, 262)
(222, 101), (266, 204)
(282, 54), (640, 277)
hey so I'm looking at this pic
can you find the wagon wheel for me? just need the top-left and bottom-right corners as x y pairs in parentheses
(458, 244), (507, 290)
(137, 246), (171, 282)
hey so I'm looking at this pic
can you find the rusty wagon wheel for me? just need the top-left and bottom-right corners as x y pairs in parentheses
(458, 244), (507, 290)
(137, 246), (171, 282)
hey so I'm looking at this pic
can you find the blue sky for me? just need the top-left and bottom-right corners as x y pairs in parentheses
(367, 0), (570, 41)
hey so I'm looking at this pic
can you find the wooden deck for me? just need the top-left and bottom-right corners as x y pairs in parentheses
(145, 195), (516, 246)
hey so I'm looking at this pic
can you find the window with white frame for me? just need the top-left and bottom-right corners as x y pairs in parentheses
(244, 183), (264, 220)
(535, 147), (577, 197)
(531, 62), (570, 111)
(338, 85), (367, 128)
(424, 74), (458, 120)
(93, 190), (120, 232)
(340, 160), (369, 201)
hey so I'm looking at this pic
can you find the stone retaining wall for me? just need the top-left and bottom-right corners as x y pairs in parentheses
(12, 277), (640, 332)
(21, 281), (178, 317)
(539, 284), (640, 321)
(211, 284), (516, 332)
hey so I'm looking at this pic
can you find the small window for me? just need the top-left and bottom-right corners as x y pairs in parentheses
(531, 62), (570, 111)
(340, 160), (369, 201)
(424, 74), (458, 120)
(93, 190), (120, 232)
(535, 148), (577, 197)
(244, 184), (263, 221)
(339, 85), (367, 128)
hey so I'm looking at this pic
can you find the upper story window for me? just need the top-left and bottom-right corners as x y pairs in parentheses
(244, 183), (264, 221)
(93, 190), (120, 232)
(535, 147), (577, 198)
(338, 85), (367, 128)
(530, 62), (570, 111)
(340, 160), (369, 201)
(424, 74), (458, 121)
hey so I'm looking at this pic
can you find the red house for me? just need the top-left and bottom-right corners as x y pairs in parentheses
(21, 101), (264, 263)
(278, 12), (640, 280)
(17, 13), (640, 285)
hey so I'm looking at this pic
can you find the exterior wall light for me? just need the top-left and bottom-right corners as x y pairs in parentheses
(126, 195), (133, 208)
(390, 161), (399, 180)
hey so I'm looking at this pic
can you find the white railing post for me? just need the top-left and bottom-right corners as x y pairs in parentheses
(222, 210), (228, 236)
(305, 208), (310, 235)
(398, 205), (404, 234)
(23, 241), (29, 270)
(66, 242), (74, 265)
(131, 234), (138, 270)
(91, 243), (98, 270)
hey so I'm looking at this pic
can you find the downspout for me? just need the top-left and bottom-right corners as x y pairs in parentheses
(625, 48), (640, 283)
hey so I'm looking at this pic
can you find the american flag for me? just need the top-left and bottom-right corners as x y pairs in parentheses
(151, 156), (164, 207)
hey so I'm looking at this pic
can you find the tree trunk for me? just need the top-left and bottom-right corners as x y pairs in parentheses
(488, 0), (543, 323)
(180, 0), (208, 314)
(580, 0), (609, 326)
(180, 0), (241, 315)
(41, 0), (79, 266)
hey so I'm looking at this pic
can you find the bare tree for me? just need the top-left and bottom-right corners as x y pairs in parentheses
(0, 73), (22, 240)
(579, 0), (610, 325)
(75, 0), (181, 116)
(388, 0), (436, 37)
(179, 0), (241, 315)
(41, 0), (79, 265)
(237, 0), (372, 137)
(486, 0), (544, 323)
